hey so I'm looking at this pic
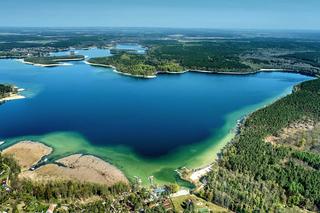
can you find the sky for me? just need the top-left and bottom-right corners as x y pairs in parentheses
(0, 0), (319, 30)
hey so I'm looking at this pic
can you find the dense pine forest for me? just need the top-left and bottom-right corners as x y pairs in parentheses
(199, 78), (320, 212)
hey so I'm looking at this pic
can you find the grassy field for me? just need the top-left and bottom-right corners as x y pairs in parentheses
(171, 194), (231, 213)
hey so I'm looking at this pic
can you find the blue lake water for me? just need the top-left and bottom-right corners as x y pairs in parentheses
(0, 48), (313, 183)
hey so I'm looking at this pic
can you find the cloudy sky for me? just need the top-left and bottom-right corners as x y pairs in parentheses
(0, 0), (319, 29)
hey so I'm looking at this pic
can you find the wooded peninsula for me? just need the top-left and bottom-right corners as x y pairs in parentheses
(87, 40), (320, 78)
(24, 55), (85, 66)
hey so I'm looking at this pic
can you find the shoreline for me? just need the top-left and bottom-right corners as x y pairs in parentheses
(52, 58), (84, 62)
(0, 85), (26, 103)
(0, 83), (307, 187)
(1, 58), (315, 186)
(85, 61), (157, 78)
(190, 68), (284, 75)
(2, 141), (129, 186)
(185, 68), (315, 77)
(2, 141), (53, 170)
(156, 70), (189, 74)
(185, 85), (299, 184)
(85, 60), (314, 79)
(2, 79), (308, 186)
(17, 59), (72, 67)
(0, 94), (25, 102)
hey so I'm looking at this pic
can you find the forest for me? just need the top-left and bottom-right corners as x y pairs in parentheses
(88, 53), (184, 77)
(24, 55), (85, 65)
(146, 41), (251, 72)
(0, 153), (180, 212)
(199, 78), (320, 212)
(1, 28), (320, 76)
(89, 38), (320, 77)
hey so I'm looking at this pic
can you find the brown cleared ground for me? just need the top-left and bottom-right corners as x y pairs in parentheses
(265, 119), (320, 153)
(3, 141), (128, 186)
(2, 141), (52, 170)
(20, 154), (128, 186)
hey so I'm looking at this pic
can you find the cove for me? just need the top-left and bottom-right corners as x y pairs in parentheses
(0, 48), (313, 185)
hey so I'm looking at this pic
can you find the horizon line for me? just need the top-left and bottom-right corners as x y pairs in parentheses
(0, 26), (320, 32)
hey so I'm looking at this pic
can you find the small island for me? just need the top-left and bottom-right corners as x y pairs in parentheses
(0, 84), (24, 103)
(23, 55), (85, 67)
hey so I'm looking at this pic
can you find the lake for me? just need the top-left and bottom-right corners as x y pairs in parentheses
(0, 47), (313, 185)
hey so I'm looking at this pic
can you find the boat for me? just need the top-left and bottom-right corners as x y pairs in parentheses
(0, 141), (5, 146)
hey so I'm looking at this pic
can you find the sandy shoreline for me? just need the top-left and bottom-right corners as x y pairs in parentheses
(156, 70), (189, 74)
(21, 154), (128, 186)
(185, 84), (298, 183)
(0, 85), (26, 103)
(0, 94), (25, 102)
(2, 141), (53, 170)
(0, 83), (306, 187)
(189, 165), (212, 182)
(17, 59), (72, 67)
(1, 59), (312, 186)
(189, 68), (290, 75)
(3, 141), (128, 186)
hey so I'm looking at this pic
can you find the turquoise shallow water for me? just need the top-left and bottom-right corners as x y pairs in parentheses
(0, 48), (313, 185)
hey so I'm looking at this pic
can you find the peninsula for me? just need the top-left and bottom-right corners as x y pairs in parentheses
(87, 53), (184, 78)
(3, 141), (128, 186)
(87, 40), (320, 78)
(23, 55), (85, 67)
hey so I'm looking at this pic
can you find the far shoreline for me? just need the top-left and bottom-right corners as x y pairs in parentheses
(85, 60), (317, 79)
(0, 94), (25, 102)
(85, 61), (157, 78)
(17, 59), (72, 67)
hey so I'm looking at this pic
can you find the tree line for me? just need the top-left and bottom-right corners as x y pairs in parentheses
(200, 78), (320, 212)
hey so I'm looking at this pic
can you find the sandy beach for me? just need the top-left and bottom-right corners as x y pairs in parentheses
(86, 60), (297, 79)
(21, 154), (128, 186)
(17, 59), (72, 67)
(2, 141), (53, 170)
(189, 165), (212, 182)
(0, 94), (25, 102)
(156, 70), (189, 74)
(3, 141), (128, 185)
